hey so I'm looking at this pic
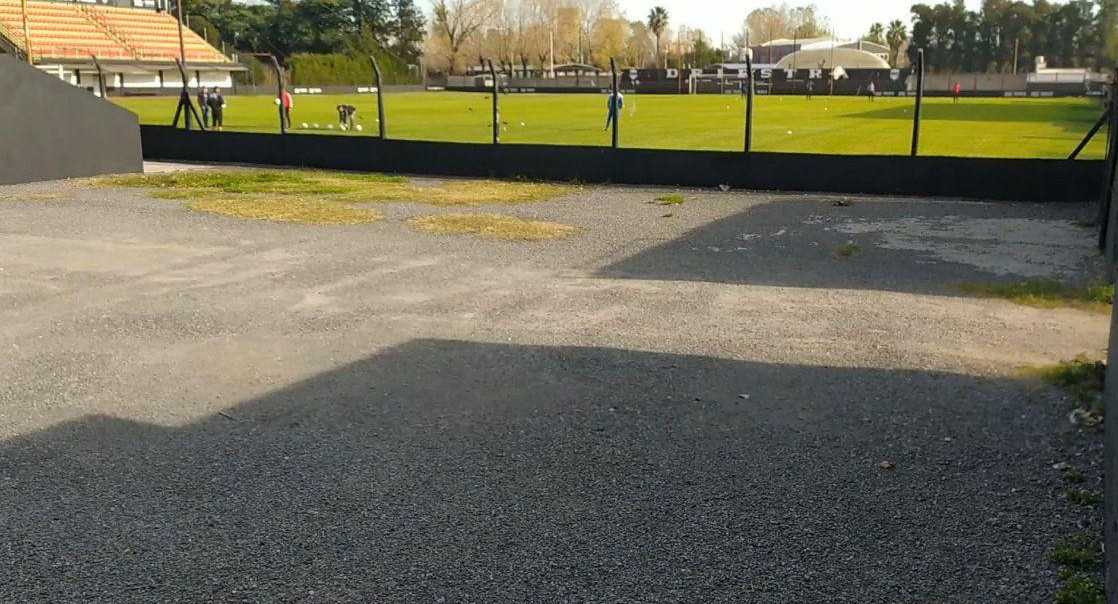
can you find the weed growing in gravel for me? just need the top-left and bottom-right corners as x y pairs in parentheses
(655, 194), (685, 205)
(1021, 356), (1106, 416)
(1063, 467), (1087, 484)
(835, 243), (860, 257)
(1065, 487), (1103, 507)
(1050, 534), (1104, 604)
(406, 214), (579, 241)
(958, 280), (1114, 313)
(0, 193), (64, 202)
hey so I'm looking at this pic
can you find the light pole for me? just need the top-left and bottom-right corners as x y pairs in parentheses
(19, 0), (32, 65)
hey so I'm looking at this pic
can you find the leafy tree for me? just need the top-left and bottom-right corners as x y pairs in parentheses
(390, 0), (426, 63)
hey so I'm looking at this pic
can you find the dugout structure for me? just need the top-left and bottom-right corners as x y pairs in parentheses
(0, 0), (242, 94)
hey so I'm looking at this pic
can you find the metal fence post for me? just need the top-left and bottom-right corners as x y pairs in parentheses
(911, 49), (925, 157)
(610, 57), (619, 149)
(745, 54), (754, 153)
(247, 53), (285, 135)
(369, 54), (387, 139)
(488, 60), (499, 145)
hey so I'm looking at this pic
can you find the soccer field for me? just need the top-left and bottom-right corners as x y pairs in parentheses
(115, 92), (1109, 159)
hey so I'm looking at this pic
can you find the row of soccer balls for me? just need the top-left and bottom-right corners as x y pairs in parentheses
(300, 123), (364, 132)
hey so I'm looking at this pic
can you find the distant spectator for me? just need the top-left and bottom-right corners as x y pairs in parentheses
(953, 82), (961, 103)
(867, 80), (876, 101)
(806, 79), (814, 100)
(197, 87), (210, 128)
(281, 90), (293, 130)
(208, 87), (226, 131)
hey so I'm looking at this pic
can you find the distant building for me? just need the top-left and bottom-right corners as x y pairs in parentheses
(749, 38), (890, 67)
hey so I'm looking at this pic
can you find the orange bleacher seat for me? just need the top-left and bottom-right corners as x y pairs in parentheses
(0, 0), (231, 63)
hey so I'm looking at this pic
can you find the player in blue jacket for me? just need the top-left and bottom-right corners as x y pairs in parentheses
(605, 90), (625, 131)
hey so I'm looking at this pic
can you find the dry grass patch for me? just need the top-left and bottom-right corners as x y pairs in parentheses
(0, 193), (64, 202)
(103, 170), (568, 206)
(407, 213), (579, 241)
(189, 196), (382, 225)
(959, 280), (1113, 313)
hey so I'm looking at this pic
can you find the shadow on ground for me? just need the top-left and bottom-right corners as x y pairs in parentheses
(601, 197), (1097, 296)
(845, 101), (1103, 128)
(2, 339), (1065, 602)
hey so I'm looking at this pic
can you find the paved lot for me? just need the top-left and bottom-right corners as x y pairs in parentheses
(0, 169), (1109, 603)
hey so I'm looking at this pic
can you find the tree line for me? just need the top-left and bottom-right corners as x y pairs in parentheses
(905, 0), (1118, 72)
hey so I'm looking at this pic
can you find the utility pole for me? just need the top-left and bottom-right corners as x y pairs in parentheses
(549, 29), (555, 78)
(19, 0), (32, 65)
(1013, 37), (1020, 74)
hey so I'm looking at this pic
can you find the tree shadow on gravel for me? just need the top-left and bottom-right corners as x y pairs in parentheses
(600, 196), (1097, 296)
(0, 339), (1070, 603)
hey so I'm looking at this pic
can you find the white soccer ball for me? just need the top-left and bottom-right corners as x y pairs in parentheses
(274, 98), (281, 105)
(340, 124), (348, 131)
(301, 122), (309, 129)
(355, 125), (363, 132)
(327, 124), (334, 130)
(312, 123), (319, 128)
(519, 121), (525, 126)
(787, 130), (793, 135)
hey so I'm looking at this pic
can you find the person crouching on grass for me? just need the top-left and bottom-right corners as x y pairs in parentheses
(337, 104), (357, 130)
(605, 90), (624, 131)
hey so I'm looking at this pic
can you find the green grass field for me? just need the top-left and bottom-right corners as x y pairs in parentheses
(115, 92), (1109, 159)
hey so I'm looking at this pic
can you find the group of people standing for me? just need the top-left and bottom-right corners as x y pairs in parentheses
(195, 87), (226, 130)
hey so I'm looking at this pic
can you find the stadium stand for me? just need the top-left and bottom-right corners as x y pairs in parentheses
(0, 0), (240, 92)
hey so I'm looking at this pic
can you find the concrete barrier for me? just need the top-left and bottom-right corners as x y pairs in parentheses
(0, 55), (142, 185)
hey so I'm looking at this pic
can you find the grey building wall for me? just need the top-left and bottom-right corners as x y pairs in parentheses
(0, 55), (142, 185)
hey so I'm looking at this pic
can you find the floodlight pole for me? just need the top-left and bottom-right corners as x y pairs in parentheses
(488, 59), (500, 145)
(19, 0), (32, 65)
(745, 54), (754, 153)
(90, 54), (107, 99)
(369, 54), (387, 138)
(171, 58), (203, 131)
(174, 0), (187, 80)
(610, 57), (620, 149)
(910, 49), (925, 157)
(249, 52), (285, 135)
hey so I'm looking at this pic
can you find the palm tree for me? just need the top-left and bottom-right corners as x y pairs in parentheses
(886, 20), (908, 66)
(867, 22), (885, 45)
(648, 6), (669, 68)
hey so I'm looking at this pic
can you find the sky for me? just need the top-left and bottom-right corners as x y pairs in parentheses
(615, 0), (985, 41)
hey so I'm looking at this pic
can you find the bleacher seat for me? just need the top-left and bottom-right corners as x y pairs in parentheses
(0, 0), (231, 64)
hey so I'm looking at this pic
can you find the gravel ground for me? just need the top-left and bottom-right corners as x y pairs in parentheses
(0, 167), (1109, 603)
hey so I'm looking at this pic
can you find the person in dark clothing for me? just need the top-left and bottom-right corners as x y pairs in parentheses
(337, 104), (357, 130)
(208, 87), (226, 130)
(806, 79), (814, 100)
(197, 87), (210, 128)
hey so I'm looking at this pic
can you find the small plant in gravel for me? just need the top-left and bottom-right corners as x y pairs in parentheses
(835, 243), (860, 258)
(1022, 356), (1106, 421)
(1055, 569), (1105, 604)
(1065, 487), (1102, 507)
(1050, 534), (1101, 568)
(1063, 467), (1086, 484)
(1050, 534), (1104, 604)
(656, 193), (685, 205)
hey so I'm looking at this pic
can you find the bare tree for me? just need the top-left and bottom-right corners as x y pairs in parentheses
(433, 0), (498, 71)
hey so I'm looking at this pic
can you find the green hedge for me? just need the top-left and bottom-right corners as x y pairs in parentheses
(289, 53), (416, 86)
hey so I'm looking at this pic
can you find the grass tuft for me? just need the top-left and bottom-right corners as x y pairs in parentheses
(1065, 487), (1103, 507)
(0, 193), (63, 202)
(188, 196), (382, 225)
(1020, 355), (1105, 410)
(835, 243), (860, 257)
(958, 280), (1114, 313)
(406, 213), (579, 241)
(655, 193), (685, 205)
(1054, 571), (1105, 604)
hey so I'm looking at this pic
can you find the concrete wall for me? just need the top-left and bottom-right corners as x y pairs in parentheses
(140, 126), (1103, 203)
(0, 55), (142, 185)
